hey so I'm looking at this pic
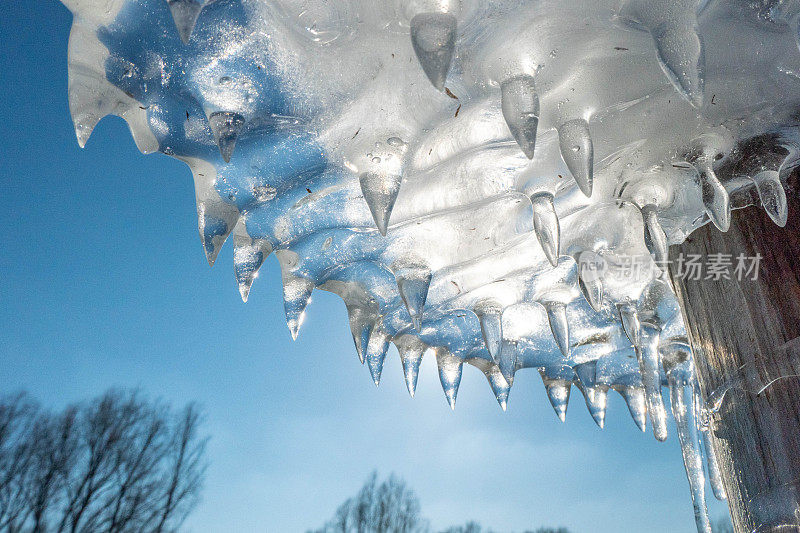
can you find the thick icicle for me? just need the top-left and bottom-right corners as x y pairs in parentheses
(544, 302), (570, 357)
(622, 386), (648, 432)
(753, 170), (788, 227)
(195, 200), (238, 266)
(558, 119), (594, 197)
(574, 362), (606, 428)
(501, 75), (540, 159)
(583, 387), (608, 428)
(436, 349), (463, 410)
(365, 324), (390, 386)
(232, 224), (272, 303)
(641, 205), (669, 268)
(540, 368), (572, 422)
(618, 302), (641, 348)
(166, 0), (205, 44)
(670, 378), (712, 533)
(639, 325), (669, 441)
(531, 193), (560, 267)
(576, 252), (604, 312)
(277, 251), (314, 340)
(545, 381), (570, 422)
(359, 172), (403, 236)
(695, 160), (731, 232)
(653, 24), (705, 108)
(397, 339), (425, 397)
(396, 268), (432, 330)
(486, 369), (510, 411)
(410, 13), (457, 91)
(474, 302), (503, 361)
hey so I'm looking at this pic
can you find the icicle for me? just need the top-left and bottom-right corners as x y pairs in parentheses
(196, 201), (238, 266)
(753, 170), (788, 227)
(346, 305), (372, 364)
(639, 325), (668, 441)
(696, 389), (727, 501)
(410, 12), (457, 91)
(501, 75), (540, 159)
(576, 252), (604, 312)
(208, 111), (245, 163)
(531, 193), (560, 267)
(359, 171), (403, 236)
(545, 381), (570, 422)
(277, 251), (314, 340)
(486, 369), (510, 411)
(702, 431), (727, 500)
(695, 159), (731, 232)
(397, 340), (425, 397)
(621, 386), (648, 432)
(365, 324), (390, 386)
(544, 302), (570, 357)
(652, 23), (705, 107)
(436, 349), (463, 410)
(584, 387), (608, 428)
(474, 302), (503, 361)
(574, 362), (606, 428)
(558, 119), (594, 197)
(670, 378), (712, 533)
(618, 302), (641, 348)
(167, 0), (205, 44)
(396, 268), (432, 330)
(540, 367), (573, 422)
(641, 205), (669, 268)
(232, 224), (272, 303)
(497, 341), (518, 385)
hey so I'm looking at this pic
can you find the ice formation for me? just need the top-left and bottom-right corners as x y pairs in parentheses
(58, 0), (800, 530)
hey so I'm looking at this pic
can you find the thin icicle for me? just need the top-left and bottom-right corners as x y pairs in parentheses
(669, 378), (712, 533)
(640, 325), (668, 441)
(696, 388), (727, 501)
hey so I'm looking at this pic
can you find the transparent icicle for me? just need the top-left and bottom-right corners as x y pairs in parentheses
(670, 377), (712, 533)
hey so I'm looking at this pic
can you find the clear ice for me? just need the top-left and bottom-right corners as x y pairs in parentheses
(58, 0), (800, 530)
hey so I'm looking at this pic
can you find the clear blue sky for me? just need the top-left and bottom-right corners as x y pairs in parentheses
(0, 2), (728, 531)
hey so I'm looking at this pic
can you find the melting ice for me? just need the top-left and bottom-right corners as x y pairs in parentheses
(58, 0), (800, 530)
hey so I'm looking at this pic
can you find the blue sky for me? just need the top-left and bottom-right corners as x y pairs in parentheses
(0, 2), (728, 531)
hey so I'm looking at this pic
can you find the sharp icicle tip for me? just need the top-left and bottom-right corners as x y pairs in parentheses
(501, 75), (540, 159)
(396, 269), (432, 331)
(208, 111), (245, 163)
(365, 325), (390, 386)
(436, 350), (463, 410)
(622, 386), (648, 432)
(360, 172), (403, 236)
(558, 119), (594, 197)
(410, 12), (457, 91)
(167, 0), (205, 44)
(399, 343), (425, 398)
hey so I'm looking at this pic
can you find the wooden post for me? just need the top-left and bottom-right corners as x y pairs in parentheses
(670, 174), (800, 532)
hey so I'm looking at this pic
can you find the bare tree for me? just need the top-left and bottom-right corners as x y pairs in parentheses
(309, 471), (427, 533)
(0, 390), (207, 533)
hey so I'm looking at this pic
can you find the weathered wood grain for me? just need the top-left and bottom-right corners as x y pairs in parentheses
(670, 179), (800, 532)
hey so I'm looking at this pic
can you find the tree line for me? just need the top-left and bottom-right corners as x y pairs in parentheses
(0, 390), (206, 533)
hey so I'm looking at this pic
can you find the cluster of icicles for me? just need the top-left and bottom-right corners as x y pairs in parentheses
(59, 0), (800, 530)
